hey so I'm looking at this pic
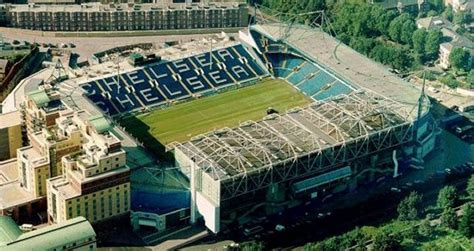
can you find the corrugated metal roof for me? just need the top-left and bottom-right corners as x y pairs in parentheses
(0, 217), (21, 246)
(88, 115), (112, 134)
(6, 217), (95, 249)
(27, 89), (50, 108)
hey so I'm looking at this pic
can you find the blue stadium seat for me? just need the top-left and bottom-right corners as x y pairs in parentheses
(287, 63), (318, 85)
(81, 43), (267, 115)
(110, 89), (142, 113)
(299, 78), (329, 96)
(286, 57), (305, 70)
(312, 81), (354, 100)
(274, 68), (292, 78)
(312, 71), (335, 86)
(87, 94), (119, 115)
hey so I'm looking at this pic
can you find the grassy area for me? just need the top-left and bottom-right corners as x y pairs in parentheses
(120, 79), (311, 148)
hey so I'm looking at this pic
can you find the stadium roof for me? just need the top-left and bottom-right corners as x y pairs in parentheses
(250, 23), (423, 119)
(172, 91), (412, 181)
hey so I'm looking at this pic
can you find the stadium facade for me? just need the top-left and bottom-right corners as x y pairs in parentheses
(168, 23), (437, 233)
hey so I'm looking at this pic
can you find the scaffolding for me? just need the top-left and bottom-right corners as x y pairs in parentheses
(170, 91), (415, 201)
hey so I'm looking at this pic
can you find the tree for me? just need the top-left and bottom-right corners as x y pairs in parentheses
(391, 47), (413, 71)
(372, 232), (402, 251)
(441, 207), (458, 229)
(428, 0), (444, 12)
(467, 175), (474, 201)
(440, 74), (461, 89)
(425, 29), (443, 61)
(453, 11), (468, 25)
(376, 10), (398, 36)
(240, 240), (265, 251)
(350, 37), (375, 56)
(442, 5), (454, 21)
(437, 185), (458, 209)
(418, 217), (433, 237)
(400, 19), (416, 45)
(412, 28), (427, 62)
(449, 47), (472, 72)
(389, 14), (410, 43)
(459, 204), (474, 238)
(398, 191), (423, 221)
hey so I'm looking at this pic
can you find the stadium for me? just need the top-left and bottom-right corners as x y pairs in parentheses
(54, 18), (438, 233)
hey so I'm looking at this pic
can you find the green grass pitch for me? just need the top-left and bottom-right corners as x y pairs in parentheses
(121, 78), (312, 148)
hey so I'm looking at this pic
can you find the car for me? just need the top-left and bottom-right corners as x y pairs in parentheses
(326, 212), (332, 217)
(244, 226), (264, 236)
(317, 213), (325, 218)
(391, 187), (401, 193)
(275, 224), (286, 232)
(414, 180), (424, 184)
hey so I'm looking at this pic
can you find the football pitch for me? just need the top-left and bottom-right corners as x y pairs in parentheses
(121, 79), (312, 148)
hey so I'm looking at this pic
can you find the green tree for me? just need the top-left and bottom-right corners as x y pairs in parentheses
(425, 29), (443, 61)
(350, 37), (375, 55)
(389, 15), (407, 42)
(449, 47), (472, 72)
(440, 74), (461, 89)
(467, 175), (474, 201)
(467, 70), (474, 88)
(459, 204), (474, 238)
(240, 240), (265, 251)
(441, 207), (458, 229)
(402, 225), (419, 241)
(391, 47), (413, 71)
(372, 232), (402, 251)
(398, 191), (423, 221)
(400, 19), (416, 45)
(412, 28), (427, 62)
(442, 5), (454, 21)
(428, 0), (444, 12)
(437, 185), (458, 209)
(376, 10), (398, 36)
(418, 218), (433, 237)
(453, 11), (468, 25)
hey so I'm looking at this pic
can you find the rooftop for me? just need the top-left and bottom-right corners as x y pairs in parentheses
(172, 91), (412, 181)
(376, 0), (422, 9)
(27, 89), (50, 108)
(0, 159), (18, 184)
(4, 217), (95, 250)
(0, 110), (21, 129)
(6, 2), (246, 12)
(250, 23), (423, 118)
(0, 216), (21, 246)
(0, 180), (39, 209)
(88, 115), (112, 134)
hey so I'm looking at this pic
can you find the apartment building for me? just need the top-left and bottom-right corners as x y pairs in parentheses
(0, 88), (73, 222)
(47, 113), (130, 224)
(2, 2), (248, 31)
(368, 0), (429, 14)
(22, 88), (68, 135)
(0, 111), (22, 161)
